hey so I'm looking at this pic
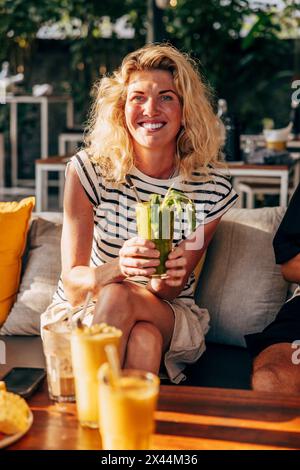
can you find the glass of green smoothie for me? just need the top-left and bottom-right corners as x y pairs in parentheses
(135, 188), (196, 278)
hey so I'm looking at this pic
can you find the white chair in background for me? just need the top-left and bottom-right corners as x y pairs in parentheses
(235, 164), (299, 208)
(236, 179), (295, 209)
(58, 128), (83, 155)
(236, 136), (300, 208)
(35, 156), (69, 211)
(57, 128), (82, 206)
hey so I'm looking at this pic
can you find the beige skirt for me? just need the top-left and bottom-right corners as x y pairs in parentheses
(41, 296), (209, 384)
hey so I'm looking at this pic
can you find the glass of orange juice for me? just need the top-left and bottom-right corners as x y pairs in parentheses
(71, 323), (122, 428)
(98, 363), (159, 450)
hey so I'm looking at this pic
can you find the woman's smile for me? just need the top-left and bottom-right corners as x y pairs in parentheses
(125, 69), (182, 152)
(138, 120), (166, 132)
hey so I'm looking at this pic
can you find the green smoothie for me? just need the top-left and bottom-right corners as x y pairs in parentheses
(135, 189), (196, 278)
(136, 202), (174, 276)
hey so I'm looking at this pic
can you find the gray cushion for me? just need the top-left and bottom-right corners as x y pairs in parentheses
(195, 207), (288, 347)
(0, 213), (63, 335)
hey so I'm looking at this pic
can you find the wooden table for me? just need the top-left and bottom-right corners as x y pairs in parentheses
(6, 382), (300, 450)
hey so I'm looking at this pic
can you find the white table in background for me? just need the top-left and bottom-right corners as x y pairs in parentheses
(35, 154), (300, 212)
(4, 94), (74, 186)
(227, 154), (300, 207)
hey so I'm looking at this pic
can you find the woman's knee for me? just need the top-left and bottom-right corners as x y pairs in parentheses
(129, 322), (163, 353)
(252, 345), (300, 393)
(93, 282), (134, 323)
(252, 364), (281, 392)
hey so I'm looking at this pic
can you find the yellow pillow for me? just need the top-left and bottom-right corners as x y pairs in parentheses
(0, 197), (35, 325)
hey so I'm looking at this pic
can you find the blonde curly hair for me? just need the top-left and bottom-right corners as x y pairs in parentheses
(84, 43), (224, 182)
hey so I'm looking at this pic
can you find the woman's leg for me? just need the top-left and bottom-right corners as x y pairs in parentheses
(93, 281), (174, 372)
(124, 321), (163, 373)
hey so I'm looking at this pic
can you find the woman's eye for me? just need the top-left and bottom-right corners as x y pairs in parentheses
(160, 95), (173, 102)
(132, 95), (144, 103)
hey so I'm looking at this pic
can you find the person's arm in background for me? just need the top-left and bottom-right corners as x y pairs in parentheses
(281, 254), (300, 283)
(273, 183), (300, 283)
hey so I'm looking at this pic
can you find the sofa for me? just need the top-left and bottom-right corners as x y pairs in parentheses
(0, 206), (289, 390)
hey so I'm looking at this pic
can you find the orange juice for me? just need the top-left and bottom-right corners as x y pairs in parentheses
(266, 140), (286, 151)
(98, 364), (159, 450)
(71, 323), (122, 428)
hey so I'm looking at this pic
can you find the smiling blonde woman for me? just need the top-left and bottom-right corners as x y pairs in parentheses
(86, 43), (223, 182)
(42, 43), (238, 384)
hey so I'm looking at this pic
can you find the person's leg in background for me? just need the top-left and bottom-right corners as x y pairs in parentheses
(252, 343), (300, 393)
(246, 296), (300, 394)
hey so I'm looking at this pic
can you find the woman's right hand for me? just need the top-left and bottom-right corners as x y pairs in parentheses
(118, 237), (160, 277)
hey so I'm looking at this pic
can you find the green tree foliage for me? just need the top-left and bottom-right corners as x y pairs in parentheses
(163, 1), (296, 131)
(0, 0), (299, 131)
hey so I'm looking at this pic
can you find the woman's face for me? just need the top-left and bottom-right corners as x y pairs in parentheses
(125, 69), (182, 154)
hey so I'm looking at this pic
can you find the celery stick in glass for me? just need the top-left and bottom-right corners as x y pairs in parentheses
(135, 189), (196, 278)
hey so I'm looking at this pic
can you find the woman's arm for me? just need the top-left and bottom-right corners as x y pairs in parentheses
(146, 217), (221, 301)
(61, 163), (125, 306)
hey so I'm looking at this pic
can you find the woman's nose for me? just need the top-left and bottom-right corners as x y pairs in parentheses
(143, 97), (159, 115)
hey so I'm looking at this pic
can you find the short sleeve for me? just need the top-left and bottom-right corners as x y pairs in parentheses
(273, 183), (300, 264)
(204, 173), (238, 224)
(69, 150), (101, 207)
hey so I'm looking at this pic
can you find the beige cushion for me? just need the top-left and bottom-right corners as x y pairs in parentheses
(195, 207), (288, 347)
(0, 215), (62, 335)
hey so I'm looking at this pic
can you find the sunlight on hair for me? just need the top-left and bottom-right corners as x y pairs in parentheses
(84, 43), (225, 183)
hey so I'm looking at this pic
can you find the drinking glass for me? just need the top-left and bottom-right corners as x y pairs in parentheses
(42, 323), (75, 402)
(71, 325), (122, 428)
(136, 202), (174, 278)
(98, 364), (159, 450)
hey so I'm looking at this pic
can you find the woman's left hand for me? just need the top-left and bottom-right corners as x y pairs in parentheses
(164, 246), (187, 287)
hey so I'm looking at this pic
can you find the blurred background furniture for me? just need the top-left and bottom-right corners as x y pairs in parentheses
(236, 178), (295, 209)
(58, 127), (83, 155)
(35, 155), (70, 211)
(4, 94), (74, 186)
(0, 130), (34, 199)
(228, 154), (300, 208)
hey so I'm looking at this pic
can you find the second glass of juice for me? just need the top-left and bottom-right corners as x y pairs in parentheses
(71, 323), (122, 428)
(136, 202), (174, 277)
(98, 363), (159, 450)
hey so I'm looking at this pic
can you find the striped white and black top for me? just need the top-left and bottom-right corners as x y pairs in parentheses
(53, 150), (238, 306)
